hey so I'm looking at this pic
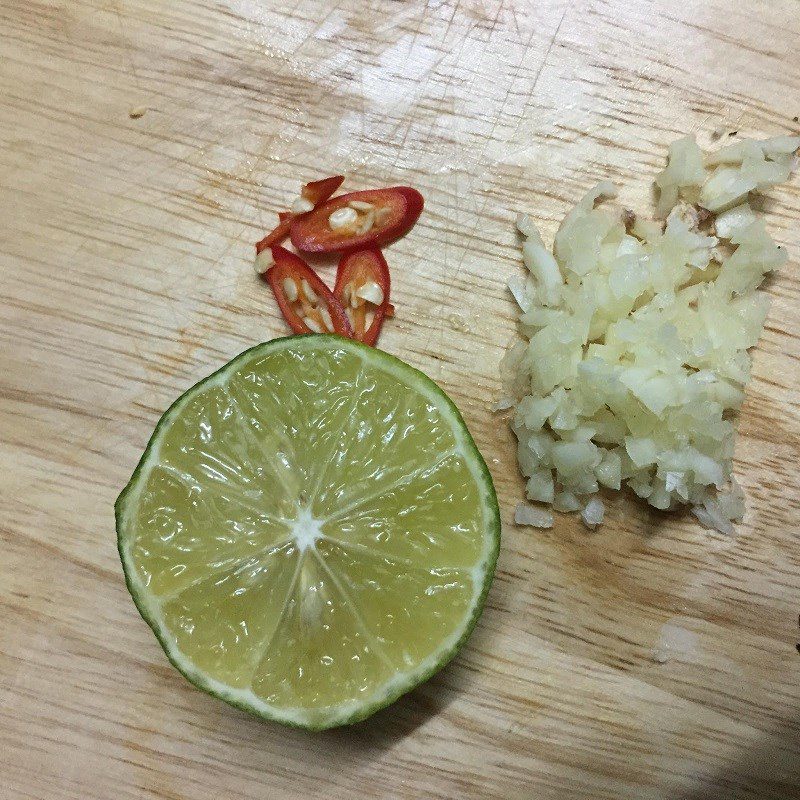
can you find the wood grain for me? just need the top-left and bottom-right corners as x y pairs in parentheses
(1, 1), (799, 798)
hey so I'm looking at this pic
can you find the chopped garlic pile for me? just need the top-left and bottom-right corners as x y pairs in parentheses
(504, 135), (799, 533)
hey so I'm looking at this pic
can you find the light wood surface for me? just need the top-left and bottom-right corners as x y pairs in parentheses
(2, 1), (799, 798)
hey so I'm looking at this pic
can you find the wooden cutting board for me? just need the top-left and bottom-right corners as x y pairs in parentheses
(2, 1), (799, 797)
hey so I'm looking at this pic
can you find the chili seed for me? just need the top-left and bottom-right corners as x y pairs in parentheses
(282, 277), (298, 302)
(328, 206), (358, 230)
(356, 209), (376, 235)
(291, 197), (314, 215)
(301, 279), (318, 304)
(356, 280), (383, 306)
(253, 249), (274, 275)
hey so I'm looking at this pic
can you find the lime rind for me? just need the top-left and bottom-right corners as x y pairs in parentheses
(116, 335), (500, 730)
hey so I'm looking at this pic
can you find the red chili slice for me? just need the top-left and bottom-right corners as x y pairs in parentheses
(301, 175), (344, 205)
(255, 176), (345, 254)
(264, 246), (353, 337)
(290, 187), (423, 255)
(334, 249), (391, 346)
(255, 216), (292, 254)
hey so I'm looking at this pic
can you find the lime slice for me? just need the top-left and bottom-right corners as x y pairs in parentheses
(116, 335), (499, 729)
